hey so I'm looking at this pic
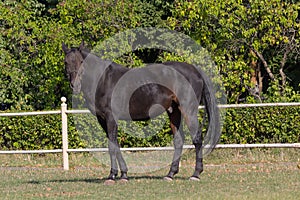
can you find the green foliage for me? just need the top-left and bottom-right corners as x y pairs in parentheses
(221, 106), (300, 144)
(167, 0), (300, 103)
(0, 0), (70, 110)
(0, 0), (300, 150)
(0, 114), (83, 150)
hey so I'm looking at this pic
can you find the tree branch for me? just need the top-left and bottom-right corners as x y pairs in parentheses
(250, 47), (275, 81)
(279, 49), (289, 87)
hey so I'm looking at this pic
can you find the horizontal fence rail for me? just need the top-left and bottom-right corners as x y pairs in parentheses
(216, 102), (300, 108)
(0, 110), (61, 117)
(66, 102), (300, 114)
(0, 97), (300, 170)
(2, 103), (300, 116)
(1, 143), (300, 155)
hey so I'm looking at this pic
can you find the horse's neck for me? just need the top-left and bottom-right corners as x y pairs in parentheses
(80, 52), (110, 114)
(80, 49), (90, 59)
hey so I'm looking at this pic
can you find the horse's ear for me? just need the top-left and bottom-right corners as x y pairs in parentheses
(62, 43), (69, 54)
(79, 40), (84, 51)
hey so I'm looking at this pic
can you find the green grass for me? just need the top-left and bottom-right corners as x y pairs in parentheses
(0, 148), (299, 200)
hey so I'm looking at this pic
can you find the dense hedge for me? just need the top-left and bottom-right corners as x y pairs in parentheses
(221, 107), (300, 144)
(0, 115), (83, 150)
(0, 105), (299, 150)
(0, 0), (300, 150)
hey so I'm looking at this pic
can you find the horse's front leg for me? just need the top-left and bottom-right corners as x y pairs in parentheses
(107, 139), (118, 181)
(116, 143), (128, 181)
(105, 117), (128, 184)
(106, 141), (129, 182)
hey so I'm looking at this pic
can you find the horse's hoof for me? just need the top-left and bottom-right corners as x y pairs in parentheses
(163, 176), (173, 182)
(104, 179), (116, 185)
(119, 178), (129, 184)
(189, 176), (200, 181)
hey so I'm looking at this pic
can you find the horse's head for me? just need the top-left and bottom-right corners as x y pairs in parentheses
(62, 42), (85, 93)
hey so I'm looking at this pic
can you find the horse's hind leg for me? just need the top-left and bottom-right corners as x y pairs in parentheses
(191, 133), (203, 180)
(186, 115), (203, 181)
(164, 105), (184, 181)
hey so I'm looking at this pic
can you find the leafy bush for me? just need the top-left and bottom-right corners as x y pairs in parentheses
(221, 106), (300, 144)
(0, 0), (300, 150)
(1, 103), (299, 150)
(0, 114), (83, 150)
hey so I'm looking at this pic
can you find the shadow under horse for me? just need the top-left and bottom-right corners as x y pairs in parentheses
(62, 42), (221, 184)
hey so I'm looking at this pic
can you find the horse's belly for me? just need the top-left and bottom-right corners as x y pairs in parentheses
(126, 85), (173, 120)
(128, 103), (167, 121)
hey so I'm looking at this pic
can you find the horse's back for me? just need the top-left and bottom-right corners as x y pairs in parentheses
(162, 61), (204, 98)
(162, 61), (203, 81)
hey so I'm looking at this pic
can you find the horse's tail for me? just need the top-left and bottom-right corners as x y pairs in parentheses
(200, 69), (221, 156)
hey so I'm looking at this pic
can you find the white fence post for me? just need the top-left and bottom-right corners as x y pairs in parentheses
(61, 97), (69, 170)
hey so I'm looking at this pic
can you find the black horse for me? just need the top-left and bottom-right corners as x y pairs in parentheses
(62, 42), (220, 184)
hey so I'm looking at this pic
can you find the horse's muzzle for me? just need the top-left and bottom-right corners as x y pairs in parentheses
(70, 82), (81, 94)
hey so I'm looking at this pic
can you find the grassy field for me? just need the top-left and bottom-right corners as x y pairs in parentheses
(0, 148), (299, 200)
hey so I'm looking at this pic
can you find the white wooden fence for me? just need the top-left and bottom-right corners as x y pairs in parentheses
(0, 97), (299, 170)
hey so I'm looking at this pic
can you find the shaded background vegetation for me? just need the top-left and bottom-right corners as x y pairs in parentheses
(0, 0), (299, 150)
